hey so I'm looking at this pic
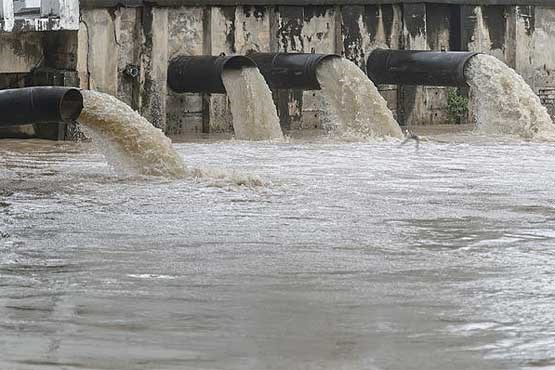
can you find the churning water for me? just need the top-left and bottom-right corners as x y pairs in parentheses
(316, 58), (403, 139)
(222, 67), (284, 141)
(465, 54), (555, 140)
(79, 90), (186, 177)
(2, 135), (555, 370)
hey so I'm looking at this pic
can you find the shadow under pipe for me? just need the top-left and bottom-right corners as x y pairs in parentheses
(0, 87), (83, 128)
(247, 53), (340, 90)
(167, 55), (257, 94)
(367, 49), (481, 87)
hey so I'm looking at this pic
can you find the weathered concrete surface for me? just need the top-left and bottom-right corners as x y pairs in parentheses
(139, 7), (168, 130)
(517, 6), (555, 117)
(399, 3), (428, 127)
(166, 7), (203, 134)
(206, 7), (234, 133)
(79, 9), (118, 94)
(302, 6), (336, 129)
(71, 3), (555, 137)
(0, 32), (43, 73)
(115, 7), (141, 109)
(423, 4), (451, 126)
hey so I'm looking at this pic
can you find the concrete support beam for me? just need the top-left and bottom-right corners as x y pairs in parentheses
(399, 3), (428, 127)
(115, 7), (142, 109)
(140, 6), (168, 130)
(272, 6), (304, 130)
(302, 5), (336, 129)
(206, 6), (235, 133)
(79, 9), (118, 95)
(165, 6), (203, 134)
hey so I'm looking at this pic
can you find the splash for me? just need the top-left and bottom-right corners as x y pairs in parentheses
(221, 67), (284, 141)
(465, 54), (555, 140)
(78, 90), (186, 178)
(316, 58), (403, 139)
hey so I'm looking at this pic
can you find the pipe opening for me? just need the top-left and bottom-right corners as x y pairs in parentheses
(59, 88), (84, 121)
(222, 55), (257, 71)
(0, 87), (84, 128)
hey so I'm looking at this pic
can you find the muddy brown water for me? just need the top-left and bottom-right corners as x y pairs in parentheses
(1, 134), (555, 370)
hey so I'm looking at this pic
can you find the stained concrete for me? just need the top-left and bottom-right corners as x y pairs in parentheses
(0, 32), (43, 73)
(73, 3), (555, 133)
(3, 2), (555, 139)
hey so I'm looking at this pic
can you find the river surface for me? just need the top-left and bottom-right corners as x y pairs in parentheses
(1, 133), (555, 370)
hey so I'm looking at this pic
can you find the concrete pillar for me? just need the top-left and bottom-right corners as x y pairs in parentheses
(399, 3), (428, 127)
(366, 4), (402, 121)
(165, 6), (204, 134)
(79, 9), (118, 95)
(341, 5), (365, 67)
(424, 4), (452, 125)
(115, 7), (142, 110)
(141, 6), (168, 131)
(522, 6), (555, 120)
(206, 6), (235, 134)
(461, 5), (508, 62)
(301, 6), (336, 129)
(271, 6), (304, 130)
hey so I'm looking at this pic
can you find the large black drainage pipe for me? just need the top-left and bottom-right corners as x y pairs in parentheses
(167, 55), (257, 94)
(0, 87), (83, 128)
(248, 53), (340, 90)
(367, 49), (481, 87)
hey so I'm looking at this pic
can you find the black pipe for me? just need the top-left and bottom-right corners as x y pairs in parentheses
(367, 49), (480, 87)
(167, 55), (257, 94)
(248, 53), (340, 90)
(0, 87), (83, 128)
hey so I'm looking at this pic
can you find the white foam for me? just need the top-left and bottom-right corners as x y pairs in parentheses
(316, 58), (403, 140)
(79, 90), (186, 178)
(222, 67), (284, 141)
(465, 54), (555, 141)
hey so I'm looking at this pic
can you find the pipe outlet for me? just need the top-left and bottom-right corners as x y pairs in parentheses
(0, 87), (83, 128)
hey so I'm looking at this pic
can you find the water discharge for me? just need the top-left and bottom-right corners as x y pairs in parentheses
(222, 67), (284, 141)
(78, 90), (186, 178)
(465, 54), (555, 140)
(316, 58), (403, 139)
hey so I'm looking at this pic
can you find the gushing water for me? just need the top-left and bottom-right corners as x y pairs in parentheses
(78, 90), (186, 177)
(316, 58), (403, 139)
(221, 67), (284, 141)
(465, 54), (555, 140)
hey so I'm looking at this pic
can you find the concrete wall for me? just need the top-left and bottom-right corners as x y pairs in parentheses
(2, 2), (555, 138)
(76, 3), (555, 134)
